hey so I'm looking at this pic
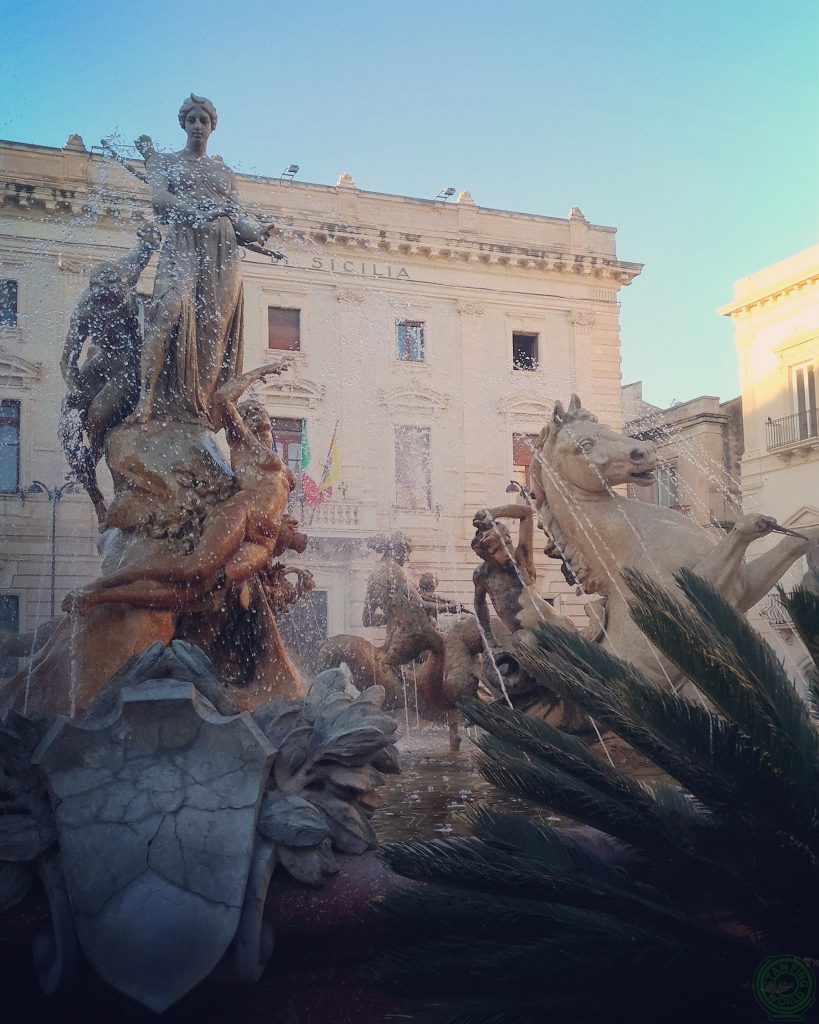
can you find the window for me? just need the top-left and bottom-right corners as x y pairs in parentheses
(512, 332), (538, 371)
(270, 417), (303, 476)
(512, 432), (539, 488)
(394, 425), (431, 510)
(0, 280), (17, 328)
(657, 461), (678, 508)
(396, 321), (424, 362)
(0, 399), (20, 494)
(268, 307), (300, 351)
(791, 363), (818, 441)
(0, 595), (19, 678)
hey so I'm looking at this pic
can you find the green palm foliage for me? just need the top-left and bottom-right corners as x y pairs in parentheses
(375, 572), (819, 1024)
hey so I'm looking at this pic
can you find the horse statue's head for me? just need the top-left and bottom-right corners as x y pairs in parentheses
(531, 394), (656, 501)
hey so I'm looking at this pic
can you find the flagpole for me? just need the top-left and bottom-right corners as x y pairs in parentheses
(307, 421), (340, 527)
(319, 420), (339, 490)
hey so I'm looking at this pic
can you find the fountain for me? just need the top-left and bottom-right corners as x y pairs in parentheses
(0, 95), (401, 1015)
(1, 92), (817, 1019)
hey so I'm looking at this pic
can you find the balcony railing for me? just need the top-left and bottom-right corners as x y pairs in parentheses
(289, 498), (377, 533)
(766, 409), (819, 450)
(760, 592), (793, 628)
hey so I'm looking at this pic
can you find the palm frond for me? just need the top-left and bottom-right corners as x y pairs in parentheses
(780, 584), (819, 669)
(376, 571), (819, 1023)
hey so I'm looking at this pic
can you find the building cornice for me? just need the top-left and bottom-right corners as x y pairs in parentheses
(0, 142), (643, 288)
(718, 262), (819, 318)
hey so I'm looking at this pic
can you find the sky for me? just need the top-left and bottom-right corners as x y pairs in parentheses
(1, 0), (817, 407)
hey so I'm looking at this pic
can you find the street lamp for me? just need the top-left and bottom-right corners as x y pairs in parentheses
(505, 479), (533, 501)
(18, 478), (81, 617)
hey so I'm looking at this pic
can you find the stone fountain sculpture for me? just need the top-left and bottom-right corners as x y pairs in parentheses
(2, 94), (310, 716)
(0, 95), (401, 1014)
(0, 642), (398, 1012)
(505, 394), (819, 699)
(318, 532), (483, 747)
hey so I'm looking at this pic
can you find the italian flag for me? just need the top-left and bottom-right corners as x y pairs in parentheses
(302, 422), (341, 506)
(300, 421), (322, 505)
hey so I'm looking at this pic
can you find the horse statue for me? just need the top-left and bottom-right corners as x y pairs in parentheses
(518, 394), (819, 693)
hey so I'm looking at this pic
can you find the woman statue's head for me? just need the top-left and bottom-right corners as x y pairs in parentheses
(178, 94), (218, 131)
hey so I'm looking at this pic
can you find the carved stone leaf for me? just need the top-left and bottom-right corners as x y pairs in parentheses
(0, 862), (31, 913)
(371, 744), (400, 775)
(312, 701), (396, 753)
(356, 685), (386, 708)
(315, 726), (394, 767)
(277, 845), (329, 887)
(304, 669), (353, 715)
(252, 699), (304, 749)
(272, 726), (313, 788)
(310, 791), (376, 855)
(257, 792), (329, 848)
(318, 764), (383, 796)
(303, 692), (354, 726)
(0, 813), (54, 862)
(316, 837), (338, 876)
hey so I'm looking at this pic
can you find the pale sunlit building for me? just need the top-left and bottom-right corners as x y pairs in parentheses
(719, 244), (819, 680)
(0, 135), (641, 676)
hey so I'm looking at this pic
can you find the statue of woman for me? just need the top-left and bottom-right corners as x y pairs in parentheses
(130, 94), (274, 426)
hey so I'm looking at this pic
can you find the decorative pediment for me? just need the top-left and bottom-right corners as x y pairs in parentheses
(496, 394), (554, 420)
(774, 327), (818, 361)
(0, 346), (42, 390)
(784, 505), (819, 530)
(252, 375), (325, 409)
(377, 383), (450, 414)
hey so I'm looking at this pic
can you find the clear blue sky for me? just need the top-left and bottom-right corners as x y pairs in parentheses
(2, 0), (817, 406)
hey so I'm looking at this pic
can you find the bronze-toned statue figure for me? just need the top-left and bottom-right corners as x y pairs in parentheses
(67, 361), (299, 612)
(59, 225), (161, 524)
(1, 98), (308, 716)
(471, 503), (537, 641)
(362, 532), (456, 666)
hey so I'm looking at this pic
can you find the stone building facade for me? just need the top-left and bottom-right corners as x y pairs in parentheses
(719, 244), (819, 679)
(0, 135), (641, 676)
(622, 381), (744, 529)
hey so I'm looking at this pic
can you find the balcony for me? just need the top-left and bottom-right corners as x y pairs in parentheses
(290, 498), (377, 534)
(766, 409), (819, 452)
(760, 592), (793, 629)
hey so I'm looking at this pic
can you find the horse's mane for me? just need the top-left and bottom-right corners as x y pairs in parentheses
(530, 396), (607, 594)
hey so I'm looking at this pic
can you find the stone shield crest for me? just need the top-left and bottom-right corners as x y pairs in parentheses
(33, 679), (274, 1013)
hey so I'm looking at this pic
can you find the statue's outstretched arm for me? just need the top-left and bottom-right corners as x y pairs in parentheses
(474, 504), (536, 582)
(60, 306), (88, 386)
(482, 504), (532, 522)
(116, 225), (162, 287)
(516, 506), (536, 583)
(223, 169), (275, 245)
(212, 360), (289, 443)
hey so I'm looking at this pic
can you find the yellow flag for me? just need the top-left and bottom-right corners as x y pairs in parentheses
(320, 427), (341, 492)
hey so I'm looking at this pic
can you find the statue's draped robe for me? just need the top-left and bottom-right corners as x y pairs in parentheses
(149, 153), (244, 425)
